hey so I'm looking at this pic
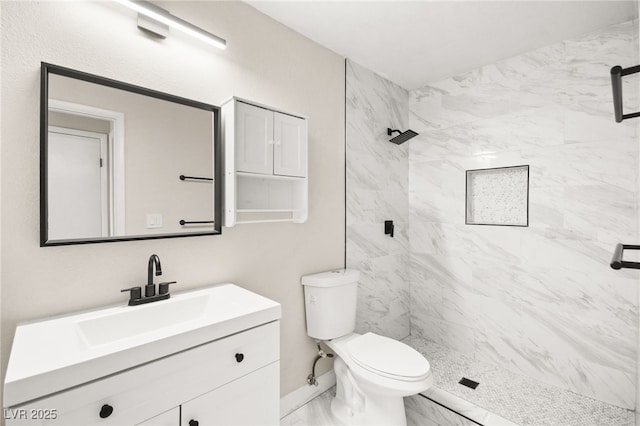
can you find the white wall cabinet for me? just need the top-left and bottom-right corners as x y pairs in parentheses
(235, 102), (274, 176)
(6, 322), (280, 426)
(235, 101), (307, 178)
(223, 98), (308, 226)
(272, 111), (307, 177)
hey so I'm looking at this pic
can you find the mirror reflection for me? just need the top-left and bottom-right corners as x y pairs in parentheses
(42, 64), (221, 245)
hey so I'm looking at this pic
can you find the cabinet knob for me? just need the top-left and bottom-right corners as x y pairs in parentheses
(99, 404), (113, 419)
(189, 420), (199, 426)
(235, 353), (245, 363)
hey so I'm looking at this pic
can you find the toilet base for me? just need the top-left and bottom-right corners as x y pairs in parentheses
(330, 357), (407, 426)
(331, 392), (406, 426)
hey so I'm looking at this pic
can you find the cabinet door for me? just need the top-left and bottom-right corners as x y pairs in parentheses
(273, 112), (307, 177)
(181, 362), (279, 426)
(236, 102), (274, 175)
(136, 407), (179, 426)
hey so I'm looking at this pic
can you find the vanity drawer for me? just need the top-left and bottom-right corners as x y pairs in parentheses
(181, 362), (279, 426)
(6, 321), (279, 426)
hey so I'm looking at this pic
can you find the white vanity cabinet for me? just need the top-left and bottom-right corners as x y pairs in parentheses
(136, 408), (179, 426)
(6, 321), (280, 426)
(3, 284), (282, 426)
(222, 97), (308, 226)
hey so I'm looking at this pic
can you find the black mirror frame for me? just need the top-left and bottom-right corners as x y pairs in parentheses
(40, 62), (222, 246)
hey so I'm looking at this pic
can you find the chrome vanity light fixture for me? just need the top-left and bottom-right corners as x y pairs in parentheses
(113, 0), (227, 50)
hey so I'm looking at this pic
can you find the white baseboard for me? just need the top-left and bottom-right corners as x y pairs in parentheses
(280, 370), (336, 418)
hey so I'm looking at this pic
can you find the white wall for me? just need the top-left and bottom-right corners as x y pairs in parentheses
(345, 60), (410, 340)
(0, 0), (345, 402)
(409, 20), (638, 409)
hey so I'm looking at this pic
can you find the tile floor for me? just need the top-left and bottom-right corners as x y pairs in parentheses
(405, 336), (634, 426)
(280, 388), (486, 426)
(281, 336), (635, 426)
(281, 388), (337, 426)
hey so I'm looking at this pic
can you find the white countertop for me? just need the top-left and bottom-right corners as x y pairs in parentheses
(4, 283), (281, 407)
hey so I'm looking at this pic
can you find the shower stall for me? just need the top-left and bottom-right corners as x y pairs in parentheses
(346, 6), (640, 424)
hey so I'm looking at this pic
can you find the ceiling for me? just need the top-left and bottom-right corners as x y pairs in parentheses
(246, 1), (637, 89)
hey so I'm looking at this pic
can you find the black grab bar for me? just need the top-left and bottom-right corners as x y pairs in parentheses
(179, 175), (213, 182)
(610, 65), (640, 123)
(610, 243), (640, 270)
(179, 220), (214, 226)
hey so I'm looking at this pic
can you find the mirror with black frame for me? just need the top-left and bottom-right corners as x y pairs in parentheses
(40, 63), (221, 246)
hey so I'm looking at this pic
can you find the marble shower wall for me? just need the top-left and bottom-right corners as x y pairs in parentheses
(409, 21), (639, 409)
(346, 60), (411, 340)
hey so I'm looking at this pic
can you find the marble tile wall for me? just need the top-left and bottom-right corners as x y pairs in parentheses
(408, 20), (639, 409)
(345, 59), (411, 340)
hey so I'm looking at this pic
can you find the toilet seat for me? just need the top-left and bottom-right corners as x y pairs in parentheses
(346, 333), (431, 381)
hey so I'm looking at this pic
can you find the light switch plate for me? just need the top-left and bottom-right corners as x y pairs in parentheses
(146, 213), (163, 229)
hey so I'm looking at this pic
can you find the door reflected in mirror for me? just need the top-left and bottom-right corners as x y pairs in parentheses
(41, 63), (221, 246)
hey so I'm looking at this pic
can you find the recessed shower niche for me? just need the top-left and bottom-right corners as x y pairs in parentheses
(465, 165), (529, 227)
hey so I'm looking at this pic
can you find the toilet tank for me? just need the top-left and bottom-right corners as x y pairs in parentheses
(301, 269), (360, 340)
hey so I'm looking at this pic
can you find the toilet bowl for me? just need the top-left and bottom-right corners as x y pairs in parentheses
(326, 332), (433, 425)
(301, 269), (433, 425)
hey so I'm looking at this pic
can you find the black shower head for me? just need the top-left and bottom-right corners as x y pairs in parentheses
(387, 128), (419, 144)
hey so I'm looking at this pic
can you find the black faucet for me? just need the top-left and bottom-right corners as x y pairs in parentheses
(121, 254), (176, 306)
(146, 254), (162, 297)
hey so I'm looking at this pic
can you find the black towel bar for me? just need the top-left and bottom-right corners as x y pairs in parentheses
(610, 65), (640, 122)
(610, 243), (640, 270)
(179, 175), (213, 182)
(179, 220), (214, 226)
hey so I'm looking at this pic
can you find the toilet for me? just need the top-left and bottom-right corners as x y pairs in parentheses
(301, 269), (433, 425)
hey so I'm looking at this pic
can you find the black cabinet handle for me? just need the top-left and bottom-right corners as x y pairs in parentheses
(99, 404), (113, 419)
(189, 420), (199, 426)
(235, 353), (244, 363)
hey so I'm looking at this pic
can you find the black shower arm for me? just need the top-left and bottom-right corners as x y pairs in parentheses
(387, 128), (402, 136)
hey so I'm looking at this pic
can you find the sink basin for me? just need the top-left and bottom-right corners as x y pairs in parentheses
(4, 283), (281, 407)
(77, 291), (213, 347)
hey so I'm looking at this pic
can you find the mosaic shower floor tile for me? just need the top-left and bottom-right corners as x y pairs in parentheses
(404, 335), (634, 426)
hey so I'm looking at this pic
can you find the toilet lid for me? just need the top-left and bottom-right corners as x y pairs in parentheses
(346, 333), (430, 380)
